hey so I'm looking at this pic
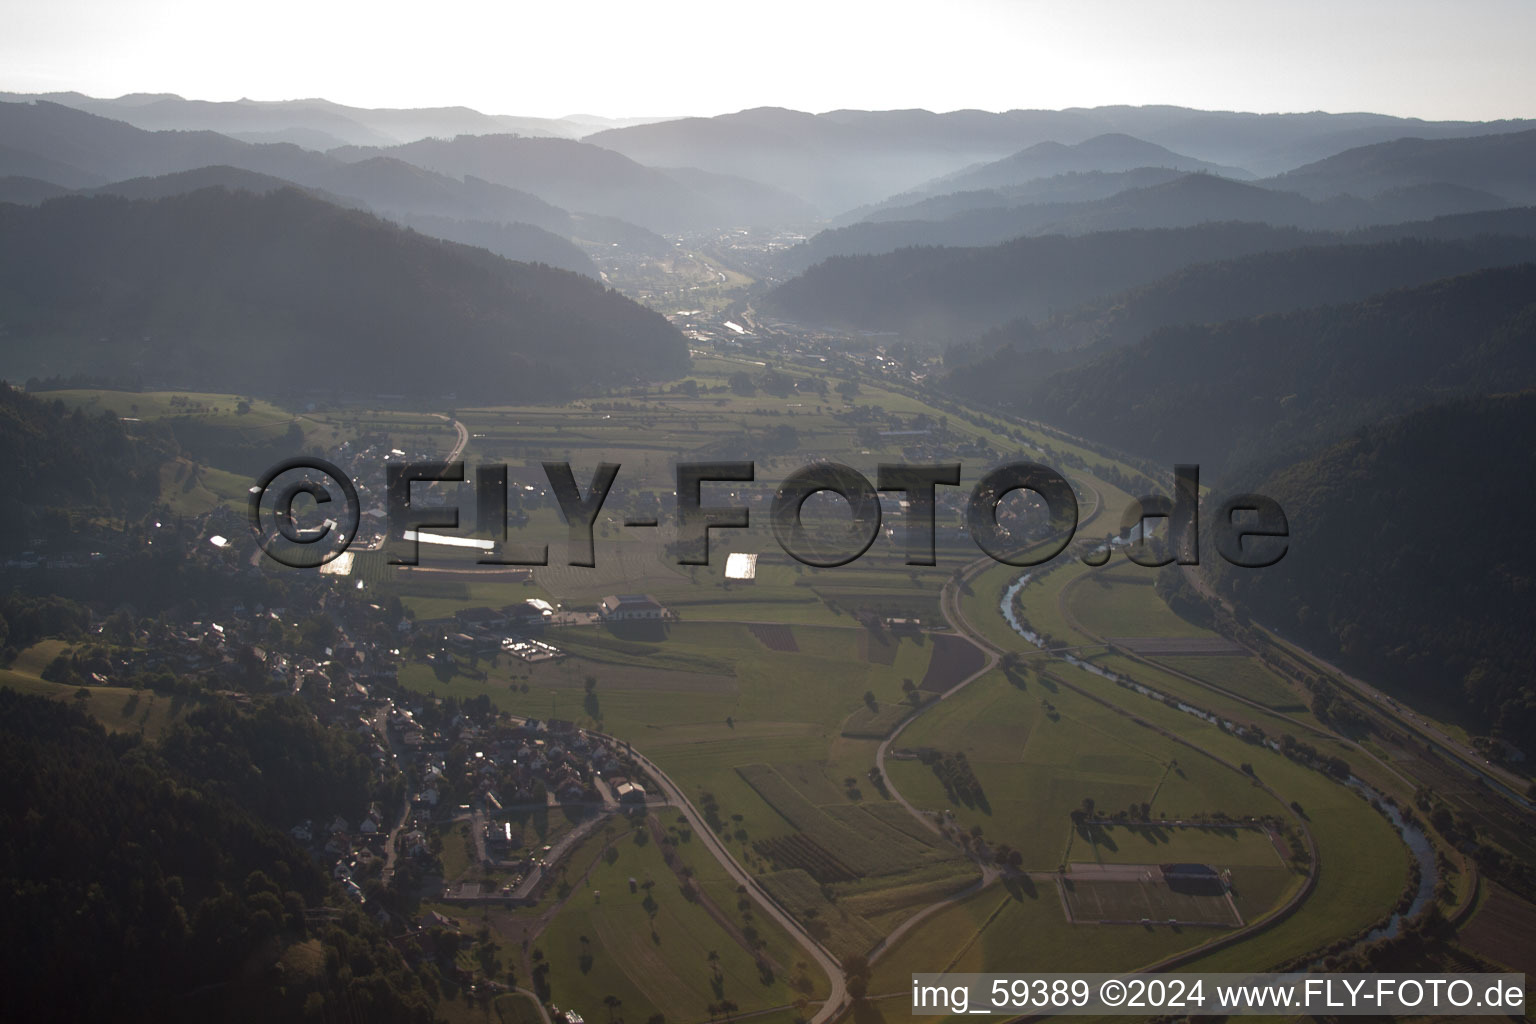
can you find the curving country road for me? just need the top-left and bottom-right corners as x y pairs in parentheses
(866, 480), (1110, 969)
(615, 742), (851, 1024)
(435, 413), (469, 463)
(873, 476), (1107, 827)
(499, 719), (852, 1023)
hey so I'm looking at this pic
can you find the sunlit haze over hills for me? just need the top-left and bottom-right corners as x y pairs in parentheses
(3, 0), (1535, 120)
(5, 3), (1536, 1022)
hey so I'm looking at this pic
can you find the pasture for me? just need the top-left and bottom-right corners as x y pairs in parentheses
(865, 883), (1212, 999)
(0, 641), (199, 740)
(532, 816), (805, 1022)
(1064, 566), (1209, 639)
(736, 761), (950, 880)
(1154, 654), (1306, 711)
(885, 665), (1286, 870)
(1457, 882), (1536, 976)
(1064, 821), (1289, 869)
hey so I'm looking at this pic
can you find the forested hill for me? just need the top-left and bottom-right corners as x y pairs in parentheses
(1026, 264), (1536, 473)
(0, 188), (687, 400)
(943, 233), (1536, 383)
(764, 222), (1334, 336)
(1205, 391), (1536, 755)
(0, 383), (165, 539)
(0, 690), (437, 1023)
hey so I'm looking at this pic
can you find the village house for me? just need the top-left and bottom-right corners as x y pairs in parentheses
(597, 594), (669, 621)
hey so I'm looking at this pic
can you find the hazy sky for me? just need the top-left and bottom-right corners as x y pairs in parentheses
(3, 0), (1533, 121)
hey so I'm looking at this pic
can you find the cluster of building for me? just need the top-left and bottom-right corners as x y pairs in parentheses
(28, 423), (681, 917)
(289, 808), (394, 905)
(407, 712), (655, 905)
(418, 601), (563, 660)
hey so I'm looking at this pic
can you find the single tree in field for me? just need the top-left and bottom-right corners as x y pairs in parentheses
(603, 994), (622, 1021)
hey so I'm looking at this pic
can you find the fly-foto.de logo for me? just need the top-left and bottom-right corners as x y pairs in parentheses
(249, 460), (1287, 572)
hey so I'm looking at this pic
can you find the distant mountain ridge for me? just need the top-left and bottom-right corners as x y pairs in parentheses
(924, 133), (1252, 192)
(0, 101), (696, 269)
(589, 105), (1533, 215)
(786, 163), (1519, 270)
(770, 203), (1536, 337)
(0, 90), (678, 148)
(5, 97), (1531, 236)
(1000, 231), (1536, 353)
(0, 99), (811, 235)
(1268, 128), (1536, 204)
(324, 133), (817, 232)
(840, 167), (1191, 226)
(0, 99), (341, 187)
(0, 163), (601, 277)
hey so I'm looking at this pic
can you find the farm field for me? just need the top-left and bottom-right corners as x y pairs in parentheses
(1154, 654), (1307, 710)
(392, 616), (971, 922)
(1456, 882), (1536, 977)
(45, 388), (303, 428)
(736, 761), (951, 880)
(158, 457), (256, 514)
(885, 665), (1286, 870)
(1064, 566), (1210, 639)
(421, 812), (820, 1024)
(1060, 872), (1241, 926)
(916, 633), (986, 693)
(1082, 652), (1333, 742)
(865, 883), (1212, 1005)
(1061, 824), (1302, 926)
(883, 654), (1414, 977)
(840, 701), (917, 739)
(1109, 702), (1411, 973)
(1067, 651), (1415, 798)
(530, 815), (805, 1022)
(656, 812), (834, 1003)
(44, 388), (460, 519)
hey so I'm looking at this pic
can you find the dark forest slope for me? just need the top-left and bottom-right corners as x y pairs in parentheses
(0, 189), (686, 400)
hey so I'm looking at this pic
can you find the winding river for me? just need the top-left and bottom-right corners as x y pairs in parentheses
(998, 571), (1438, 947)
